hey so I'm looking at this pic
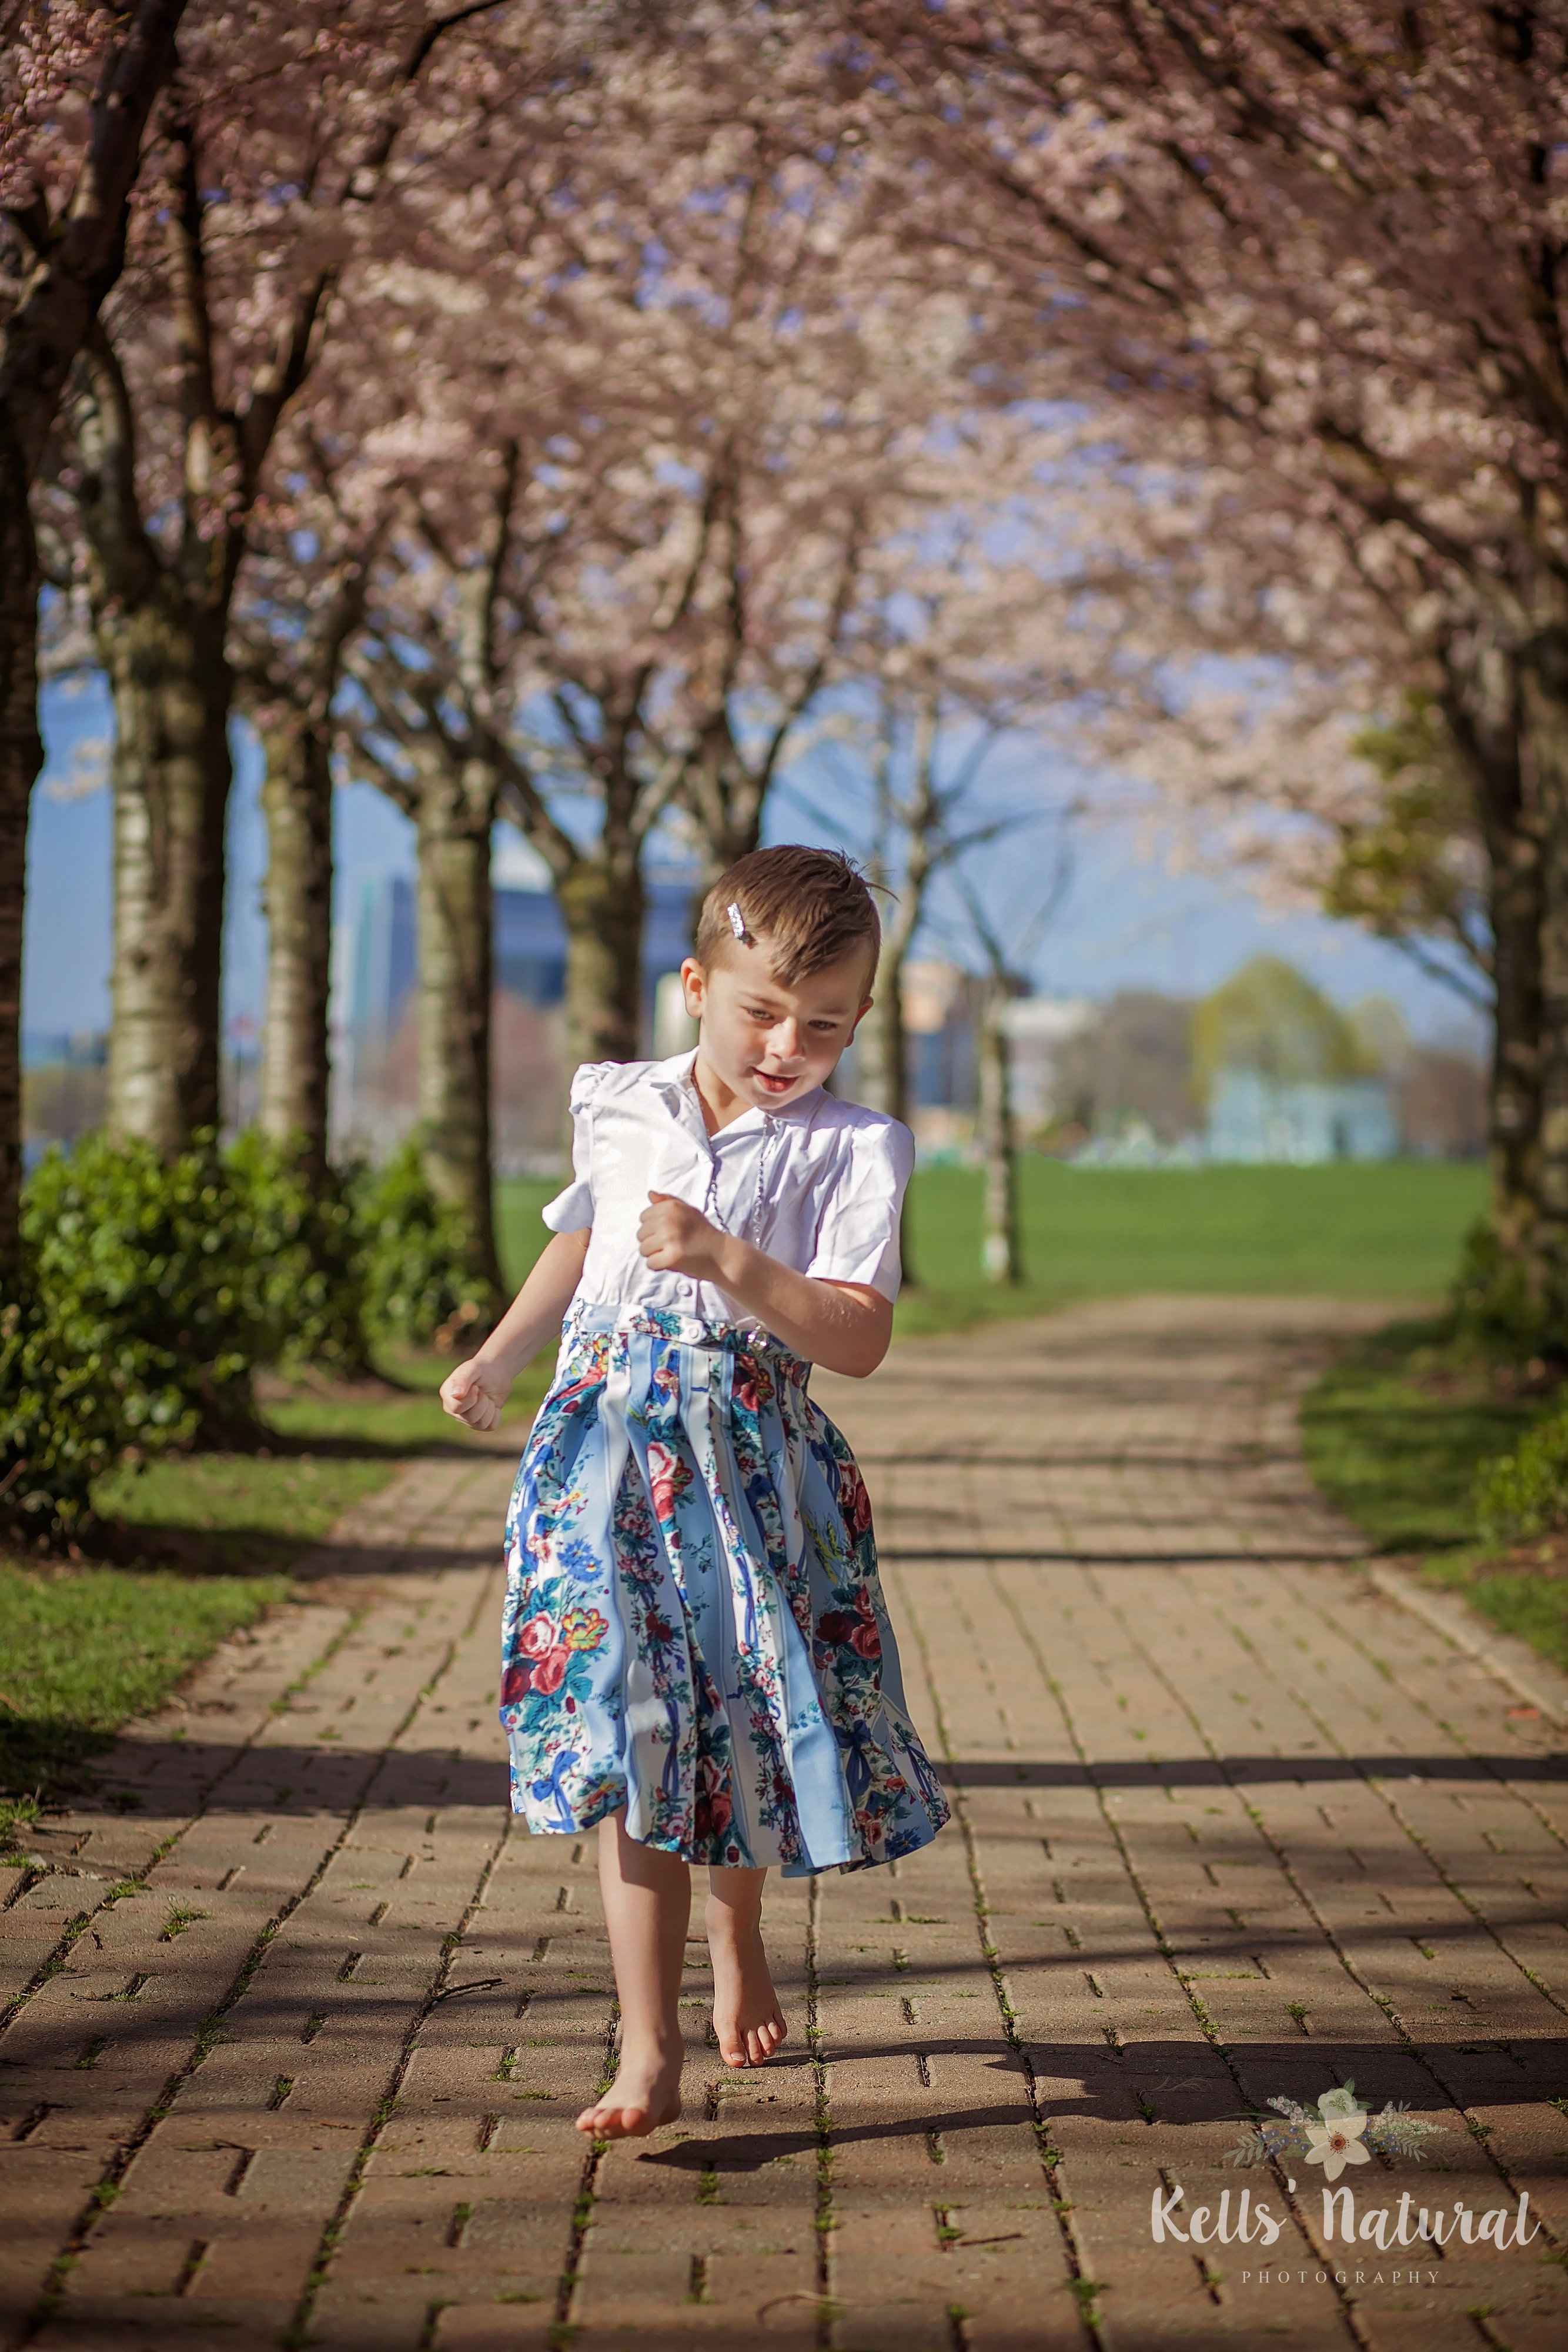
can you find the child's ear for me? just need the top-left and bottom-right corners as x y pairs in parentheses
(680, 956), (706, 1019)
(850, 995), (874, 1034)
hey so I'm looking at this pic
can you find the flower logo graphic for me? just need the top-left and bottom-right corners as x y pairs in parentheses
(1303, 2088), (1372, 2180)
(1225, 2079), (1445, 2172)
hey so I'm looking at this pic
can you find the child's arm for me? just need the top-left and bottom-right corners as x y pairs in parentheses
(440, 1227), (591, 1431)
(637, 1193), (892, 1377)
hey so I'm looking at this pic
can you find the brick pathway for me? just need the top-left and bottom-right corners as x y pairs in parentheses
(2, 1297), (1565, 2352)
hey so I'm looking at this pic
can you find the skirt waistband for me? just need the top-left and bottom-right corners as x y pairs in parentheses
(566, 1300), (810, 1380)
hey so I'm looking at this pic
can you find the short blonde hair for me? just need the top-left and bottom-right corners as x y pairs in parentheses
(694, 846), (880, 984)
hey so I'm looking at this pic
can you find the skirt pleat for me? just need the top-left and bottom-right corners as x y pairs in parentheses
(498, 1305), (950, 1874)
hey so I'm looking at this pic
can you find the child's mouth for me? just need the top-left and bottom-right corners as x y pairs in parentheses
(753, 1068), (797, 1095)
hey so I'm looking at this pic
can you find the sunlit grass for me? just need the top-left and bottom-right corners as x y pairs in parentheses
(500, 1158), (1486, 1337)
(0, 1563), (287, 1803)
(1303, 1317), (1568, 1671)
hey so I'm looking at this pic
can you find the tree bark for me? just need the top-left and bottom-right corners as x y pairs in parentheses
(0, 429), (43, 1267)
(0, 0), (188, 1258)
(978, 986), (1019, 1285)
(102, 593), (232, 1152)
(1443, 651), (1537, 1253)
(258, 714), (333, 1181)
(1519, 633), (1568, 1311)
(559, 853), (646, 1075)
(413, 761), (504, 1302)
(855, 944), (920, 1288)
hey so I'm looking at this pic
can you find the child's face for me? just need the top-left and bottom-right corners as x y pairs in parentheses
(681, 941), (874, 1116)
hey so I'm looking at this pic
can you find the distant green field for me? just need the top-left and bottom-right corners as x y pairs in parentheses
(497, 1159), (1486, 1328)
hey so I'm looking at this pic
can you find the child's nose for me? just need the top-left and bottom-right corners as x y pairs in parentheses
(771, 1020), (804, 1061)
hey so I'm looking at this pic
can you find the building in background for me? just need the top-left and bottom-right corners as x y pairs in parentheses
(339, 867), (698, 1170)
(898, 960), (981, 1155)
(348, 873), (417, 1054)
(20, 1028), (107, 1162)
(1205, 1071), (1399, 1164)
(998, 993), (1099, 1138)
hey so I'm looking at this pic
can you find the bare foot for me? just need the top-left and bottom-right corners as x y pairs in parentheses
(576, 2046), (683, 2139)
(707, 1899), (788, 2068)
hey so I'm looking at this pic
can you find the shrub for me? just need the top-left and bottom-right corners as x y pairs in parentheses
(225, 1132), (368, 1372)
(356, 1137), (494, 1349)
(1475, 1405), (1568, 1542)
(21, 1131), (273, 1453)
(0, 1272), (185, 1542)
(1451, 1218), (1568, 1359)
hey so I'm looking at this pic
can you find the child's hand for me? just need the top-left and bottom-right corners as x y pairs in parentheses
(440, 1357), (511, 1431)
(637, 1191), (727, 1282)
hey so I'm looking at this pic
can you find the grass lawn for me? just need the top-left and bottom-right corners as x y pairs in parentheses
(1302, 1319), (1568, 1672)
(499, 1160), (1487, 1336)
(0, 1565), (290, 1816)
(0, 1351), (554, 1816)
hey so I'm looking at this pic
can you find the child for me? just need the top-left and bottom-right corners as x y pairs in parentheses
(440, 846), (948, 2140)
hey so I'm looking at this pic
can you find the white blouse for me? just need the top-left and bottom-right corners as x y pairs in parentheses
(541, 1053), (915, 1328)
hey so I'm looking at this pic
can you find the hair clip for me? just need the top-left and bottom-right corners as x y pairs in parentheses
(727, 901), (748, 941)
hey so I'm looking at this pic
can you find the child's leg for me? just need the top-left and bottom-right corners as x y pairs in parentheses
(706, 1863), (788, 2067)
(577, 1810), (689, 2139)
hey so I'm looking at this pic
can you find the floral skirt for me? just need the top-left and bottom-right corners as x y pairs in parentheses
(499, 1304), (950, 1874)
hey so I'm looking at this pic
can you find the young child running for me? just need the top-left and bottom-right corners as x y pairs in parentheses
(440, 846), (948, 2140)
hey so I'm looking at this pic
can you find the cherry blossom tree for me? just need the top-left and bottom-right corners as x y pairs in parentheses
(0, 0), (186, 1258)
(833, 445), (1132, 1128)
(339, 96), (992, 1242)
(847, 0), (1568, 1310)
(44, 2), (579, 1162)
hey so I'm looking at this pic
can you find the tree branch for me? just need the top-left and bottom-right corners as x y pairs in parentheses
(0, 0), (188, 479)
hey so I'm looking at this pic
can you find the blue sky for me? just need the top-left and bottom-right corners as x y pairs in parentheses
(24, 677), (1486, 1053)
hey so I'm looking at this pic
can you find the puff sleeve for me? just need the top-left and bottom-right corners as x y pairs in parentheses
(539, 1063), (604, 1233)
(805, 1118), (915, 1301)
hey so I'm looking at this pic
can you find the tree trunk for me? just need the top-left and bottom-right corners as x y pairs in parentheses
(978, 987), (1019, 1285)
(1520, 638), (1568, 1312)
(0, 0), (189, 1257)
(1445, 639), (1540, 1267)
(414, 767), (503, 1301)
(0, 438), (43, 1272)
(857, 943), (919, 1285)
(259, 713), (333, 1182)
(103, 593), (232, 1154)
(872, 954), (912, 1130)
(1479, 780), (1543, 1263)
(559, 854), (646, 1075)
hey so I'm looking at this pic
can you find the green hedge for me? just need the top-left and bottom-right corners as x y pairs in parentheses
(353, 1138), (495, 1350)
(2, 1128), (487, 1545)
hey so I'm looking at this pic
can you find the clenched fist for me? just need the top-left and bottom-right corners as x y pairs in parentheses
(637, 1191), (730, 1283)
(440, 1358), (511, 1431)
